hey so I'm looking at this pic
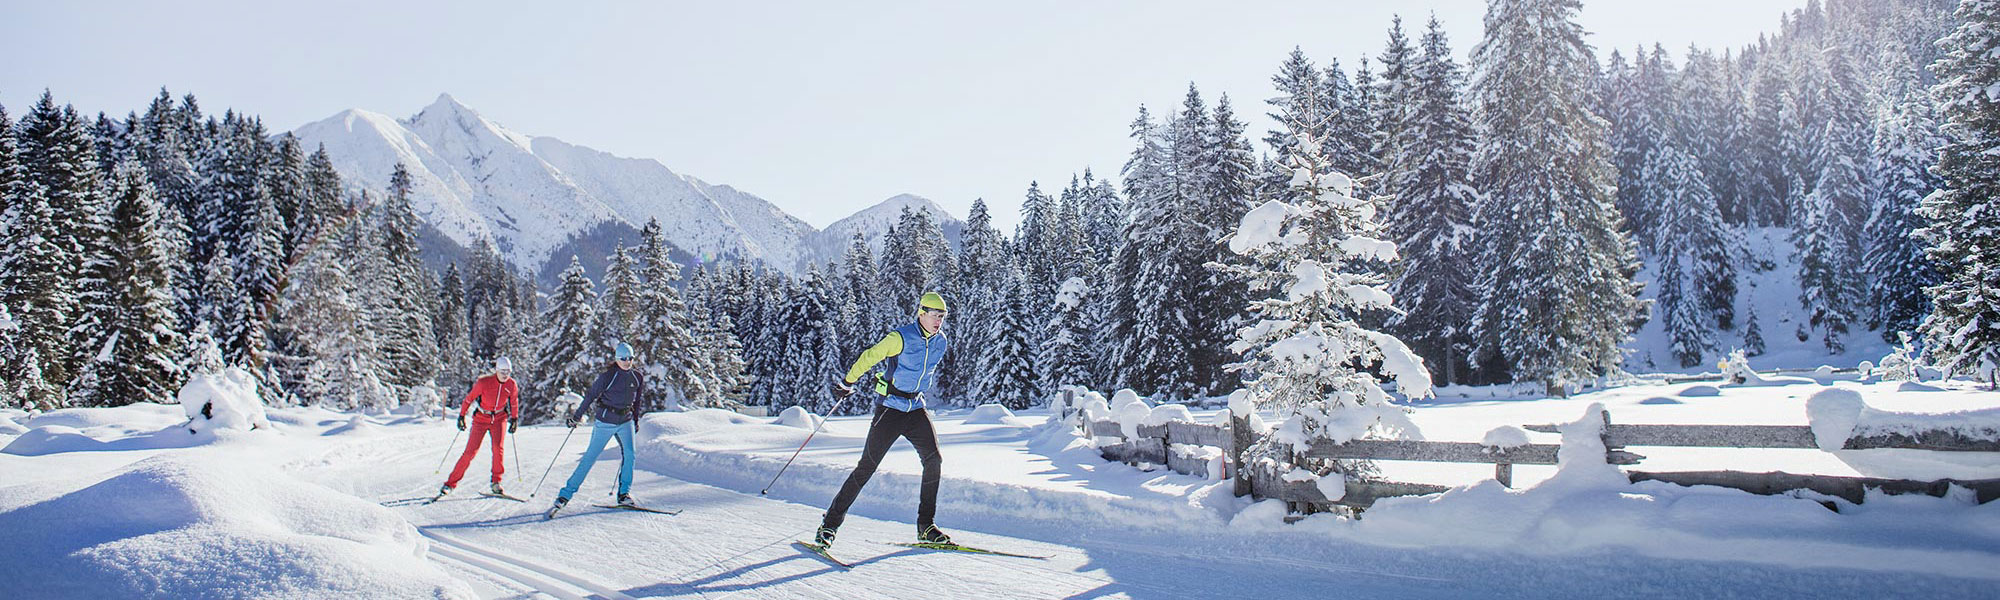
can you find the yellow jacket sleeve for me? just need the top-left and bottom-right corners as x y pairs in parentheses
(843, 332), (902, 384)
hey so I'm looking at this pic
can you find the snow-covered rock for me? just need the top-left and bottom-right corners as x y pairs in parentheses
(965, 404), (1018, 425)
(179, 367), (272, 434)
(774, 405), (824, 430)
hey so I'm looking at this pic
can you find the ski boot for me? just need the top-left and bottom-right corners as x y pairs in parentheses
(544, 496), (569, 520)
(917, 524), (953, 545)
(489, 482), (506, 496)
(428, 484), (452, 503)
(812, 525), (838, 548)
(617, 493), (636, 507)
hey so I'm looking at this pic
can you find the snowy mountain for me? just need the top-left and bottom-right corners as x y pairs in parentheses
(293, 94), (946, 279)
(800, 193), (966, 268)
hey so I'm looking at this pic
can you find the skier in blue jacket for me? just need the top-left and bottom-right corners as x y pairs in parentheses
(548, 342), (647, 516)
(813, 291), (952, 549)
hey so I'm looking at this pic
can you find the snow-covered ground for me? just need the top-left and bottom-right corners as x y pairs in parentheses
(3, 375), (1998, 598)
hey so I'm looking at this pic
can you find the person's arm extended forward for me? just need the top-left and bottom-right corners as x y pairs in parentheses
(842, 332), (902, 384)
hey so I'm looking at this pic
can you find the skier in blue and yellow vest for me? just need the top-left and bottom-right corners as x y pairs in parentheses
(813, 291), (952, 549)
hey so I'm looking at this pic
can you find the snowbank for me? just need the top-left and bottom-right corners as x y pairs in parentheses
(179, 367), (271, 434)
(774, 405), (824, 430)
(965, 404), (1018, 425)
(0, 452), (471, 598)
(1809, 388), (2000, 452)
(3, 403), (243, 456)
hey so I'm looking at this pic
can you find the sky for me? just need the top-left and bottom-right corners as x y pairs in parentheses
(2, 0), (1803, 232)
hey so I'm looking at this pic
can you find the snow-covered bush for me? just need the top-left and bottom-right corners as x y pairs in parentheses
(403, 383), (444, 417)
(1210, 135), (1430, 495)
(965, 404), (1017, 425)
(775, 405), (824, 430)
(1877, 332), (1922, 382)
(178, 366), (271, 434)
(1719, 348), (1766, 385)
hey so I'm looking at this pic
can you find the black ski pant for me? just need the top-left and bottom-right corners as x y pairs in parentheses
(822, 404), (942, 530)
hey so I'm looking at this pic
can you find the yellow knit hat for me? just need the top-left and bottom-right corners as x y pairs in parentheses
(919, 291), (949, 312)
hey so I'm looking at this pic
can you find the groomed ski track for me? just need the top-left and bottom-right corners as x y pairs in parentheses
(295, 422), (1998, 599)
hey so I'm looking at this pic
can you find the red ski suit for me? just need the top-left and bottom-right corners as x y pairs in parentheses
(445, 375), (520, 487)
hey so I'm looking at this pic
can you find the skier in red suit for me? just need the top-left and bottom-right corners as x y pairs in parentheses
(440, 357), (521, 497)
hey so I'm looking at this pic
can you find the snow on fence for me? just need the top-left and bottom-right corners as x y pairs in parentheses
(1065, 390), (2000, 515)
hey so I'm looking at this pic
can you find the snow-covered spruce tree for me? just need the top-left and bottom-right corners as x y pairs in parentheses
(946, 199), (1009, 401)
(529, 257), (601, 422)
(1105, 102), (1204, 401)
(1215, 136), (1431, 495)
(1039, 277), (1095, 399)
(1919, 0), (2000, 387)
(68, 159), (186, 406)
(1742, 301), (1767, 357)
(1015, 181), (1059, 306)
(1191, 94), (1260, 396)
(1795, 49), (1871, 355)
(974, 265), (1039, 409)
(1745, 56), (1795, 226)
(629, 218), (709, 408)
(1864, 96), (1944, 341)
(1644, 143), (1731, 367)
(1371, 15), (1416, 199)
(0, 105), (73, 404)
(1384, 16), (1482, 386)
(1079, 170), (1127, 271)
(433, 264), (477, 392)
(773, 267), (843, 413)
(1609, 45), (1671, 247)
(690, 297), (750, 407)
(16, 93), (106, 388)
(597, 242), (642, 342)
(368, 164), (440, 391)
(1469, 0), (1644, 394)
(0, 303), (18, 407)
(276, 219), (392, 411)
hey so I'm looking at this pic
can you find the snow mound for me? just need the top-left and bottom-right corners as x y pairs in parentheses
(179, 367), (271, 434)
(1898, 382), (1945, 393)
(1142, 404), (1195, 427)
(1678, 385), (1722, 397)
(0, 452), (471, 598)
(774, 406), (824, 430)
(0, 415), (28, 435)
(1111, 392), (1153, 438)
(324, 415), (379, 436)
(965, 404), (1018, 425)
(1810, 388), (2000, 452)
(3, 404), (260, 457)
(1639, 396), (1684, 405)
(1482, 426), (1530, 450)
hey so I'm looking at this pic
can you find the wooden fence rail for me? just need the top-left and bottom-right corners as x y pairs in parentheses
(1065, 387), (2000, 515)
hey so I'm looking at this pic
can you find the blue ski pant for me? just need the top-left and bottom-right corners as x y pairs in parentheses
(558, 420), (635, 500)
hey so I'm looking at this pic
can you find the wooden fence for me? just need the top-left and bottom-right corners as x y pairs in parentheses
(1064, 390), (2000, 515)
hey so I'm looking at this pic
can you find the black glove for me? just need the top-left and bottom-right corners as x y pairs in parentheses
(508, 419), (518, 434)
(565, 417), (579, 429)
(457, 415), (466, 431)
(833, 378), (856, 400)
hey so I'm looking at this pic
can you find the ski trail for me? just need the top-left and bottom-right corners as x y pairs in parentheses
(423, 529), (641, 600)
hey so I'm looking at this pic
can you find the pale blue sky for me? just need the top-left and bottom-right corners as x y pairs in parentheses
(3, 0), (1799, 230)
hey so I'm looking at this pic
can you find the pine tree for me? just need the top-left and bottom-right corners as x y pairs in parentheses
(17, 93), (106, 388)
(434, 263), (476, 391)
(598, 243), (643, 341)
(1746, 56), (1794, 225)
(530, 257), (601, 422)
(1105, 100), (1205, 400)
(1469, 0), (1644, 394)
(368, 165), (440, 390)
(772, 267), (842, 412)
(1372, 15), (1417, 194)
(946, 200), (1010, 401)
(68, 160), (186, 406)
(628, 219), (707, 408)
(276, 215), (391, 411)
(1039, 277), (1094, 398)
(1644, 144), (1727, 367)
(1794, 50), (1871, 354)
(1918, 0), (2000, 386)
(689, 291), (749, 407)
(975, 266), (1039, 409)
(1216, 132), (1431, 488)
(1864, 96), (1944, 341)
(1385, 16), (1482, 385)
(0, 102), (73, 403)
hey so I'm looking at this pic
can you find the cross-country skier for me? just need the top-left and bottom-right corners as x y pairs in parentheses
(812, 291), (953, 549)
(439, 357), (520, 498)
(548, 342), (647, 516)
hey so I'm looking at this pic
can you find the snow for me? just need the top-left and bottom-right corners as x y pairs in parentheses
(1482, 425), (1531, 449)
(1286, 260), (1326, 300)
(964, 404), (1018, 425)
(1141, 403), (1194, 427)
(1337, 235), (1399, 262)
(178, 366), (272, 434)
(773, 405), (824, 430)
(1051, 277), (1089, 309)
(1228, 199), (1295, 254)
(4, 376), (1998, 598)
(1810, 387), (2000, 452)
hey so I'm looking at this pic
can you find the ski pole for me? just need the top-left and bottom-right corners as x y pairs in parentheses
(531, 424), (579, 498)
(760, 392), (857, 495)
(511, 427), (523, 486)
(433, 425), (464, 475)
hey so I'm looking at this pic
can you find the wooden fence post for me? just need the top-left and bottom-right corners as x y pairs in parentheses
(1231, 412), (1253, 498)
(1495, 463), (1513, 488)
